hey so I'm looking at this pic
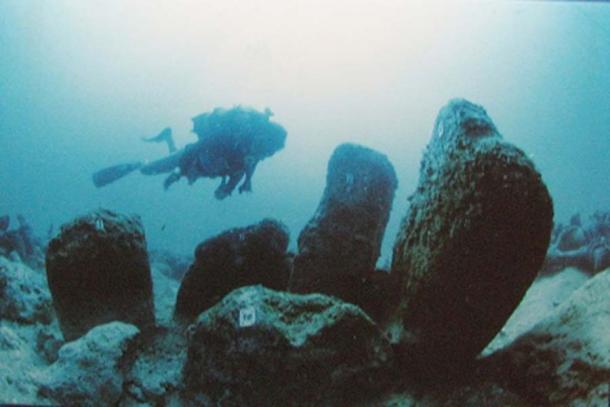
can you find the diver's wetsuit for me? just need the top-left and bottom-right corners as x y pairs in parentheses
(144, 136), (254, 199)
(95, 106), (286, 199)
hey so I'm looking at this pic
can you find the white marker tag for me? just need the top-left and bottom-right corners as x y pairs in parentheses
(95, 219), (105, 232)
(239, 307), (256, 327)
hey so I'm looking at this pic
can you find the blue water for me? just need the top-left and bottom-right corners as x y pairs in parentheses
(1, 1), (609, 262)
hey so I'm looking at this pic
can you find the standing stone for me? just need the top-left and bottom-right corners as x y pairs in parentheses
(289, 143), (398, 306)
(390, 99), (553, 375)
(46, 209), (154, 341)
(174, 218), (291, 320)
(357, 268), (402, 325)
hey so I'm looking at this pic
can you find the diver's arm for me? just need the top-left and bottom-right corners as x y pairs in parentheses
(142, 127), (177, 154)
(163, 168), (182, 190)
(214, 171), (245, 200)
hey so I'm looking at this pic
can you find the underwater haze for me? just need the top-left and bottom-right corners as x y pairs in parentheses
(1, 0), (609, 261)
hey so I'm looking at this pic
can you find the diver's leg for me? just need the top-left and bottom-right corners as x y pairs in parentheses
(238, 157), (258, 193)
(142, 128), (177, 154)
(214, 171), (244, 200)
(140, 151), (183, 175)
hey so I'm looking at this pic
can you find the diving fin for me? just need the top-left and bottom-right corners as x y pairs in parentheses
(142, 127), (177, 154)
(92, 161), (144, 188)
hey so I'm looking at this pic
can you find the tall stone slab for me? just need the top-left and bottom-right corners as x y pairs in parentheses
(390, 99), (553, 376)
(289, 143), (398, 307)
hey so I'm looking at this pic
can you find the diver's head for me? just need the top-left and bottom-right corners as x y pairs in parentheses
(191, 113), (209, 137)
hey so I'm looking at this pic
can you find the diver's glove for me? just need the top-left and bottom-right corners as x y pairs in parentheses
(214, 185), (231, 200)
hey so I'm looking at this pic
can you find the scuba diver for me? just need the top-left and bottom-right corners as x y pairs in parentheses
(92, 106), (287, 200)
